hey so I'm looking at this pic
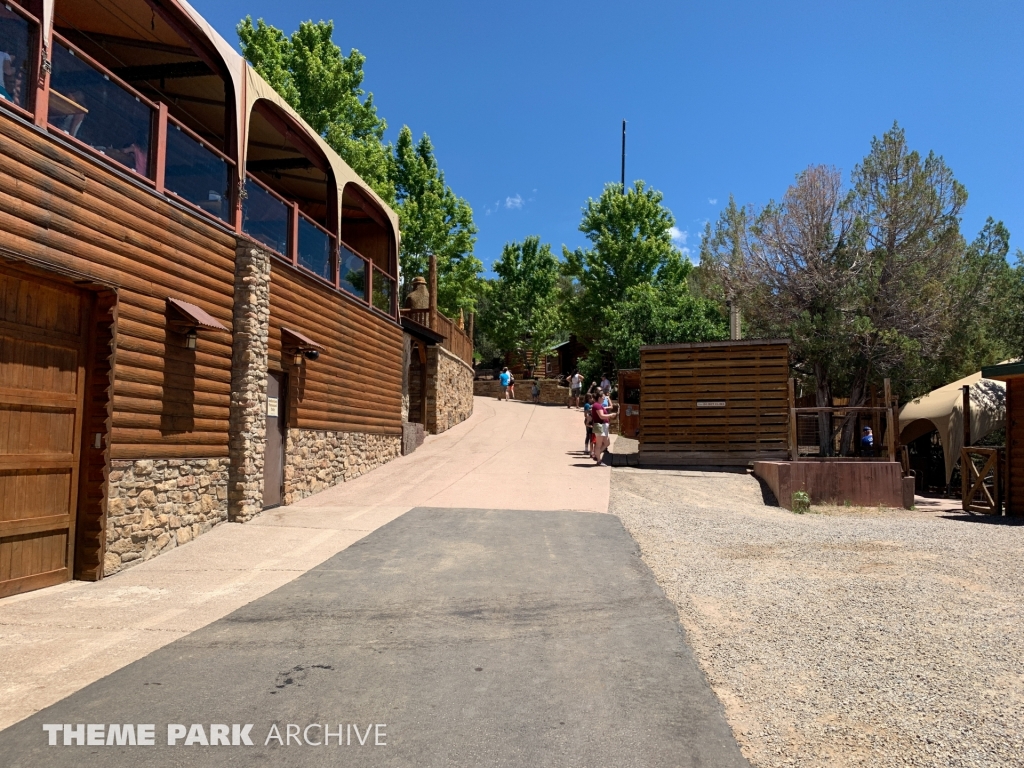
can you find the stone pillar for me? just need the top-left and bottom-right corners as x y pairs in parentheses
(228, 242), (271, 522)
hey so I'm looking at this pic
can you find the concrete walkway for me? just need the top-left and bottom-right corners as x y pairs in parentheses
(0, 398), (606, 730)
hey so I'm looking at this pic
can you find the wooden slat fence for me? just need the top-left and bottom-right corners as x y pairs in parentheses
(639, 340), (790, 465)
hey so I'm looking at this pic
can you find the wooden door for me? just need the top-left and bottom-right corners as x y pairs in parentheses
(263, 371), (286, 508)
(0, 267), (91, 599)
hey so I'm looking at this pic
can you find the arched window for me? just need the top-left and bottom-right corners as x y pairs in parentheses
(47, 0), (237, 222)
(341, 182), (396, 315)
(243, 100), (337, 286)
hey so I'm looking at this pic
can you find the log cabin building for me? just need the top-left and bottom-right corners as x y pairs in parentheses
(0, 0), (409, 598)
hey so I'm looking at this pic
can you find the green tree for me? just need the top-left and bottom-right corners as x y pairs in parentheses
(562, 181), (686, 345)
(481, 236), (563, 370)
(598, 273), (727, 371)
(393, 127), (481, 316)
(701, 123), (1010, 454)
(237, 17), (394, 201)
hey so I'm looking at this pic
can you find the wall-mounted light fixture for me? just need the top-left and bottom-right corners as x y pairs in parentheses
(282, 327), (326, 369)
(167, 297), (228, 350)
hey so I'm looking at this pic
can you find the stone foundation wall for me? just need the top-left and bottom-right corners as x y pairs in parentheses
(474, 378), (570, 405)
(104, 458), (228, 575)
(428, 346), (474, 433)
(283, 429), (402, 505)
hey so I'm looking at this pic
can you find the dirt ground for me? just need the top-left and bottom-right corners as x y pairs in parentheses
(611, 467), (1024, 768)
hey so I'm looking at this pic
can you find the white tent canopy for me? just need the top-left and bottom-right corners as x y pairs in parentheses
(899, 372), (1006, 483)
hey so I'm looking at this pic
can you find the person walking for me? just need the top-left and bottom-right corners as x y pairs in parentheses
(583, 393), (595, 453)
(600, 373), (611, 395)
(531, 380), (541, 403)
(590, 392), (617, 463)
(498, 367), (511, 400)
(508, 371), (516, 400)
(569, 371), (583, 409)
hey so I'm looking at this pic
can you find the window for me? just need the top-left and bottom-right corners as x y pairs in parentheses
(242, 176), (289, 256)
(48, 41), (153, 177)
(339, 244), (366, 299)
(0, 4), (34, 110)
(164, 121), (231, 223)
(297, 215), (333, 282)
(372, 268), (394, 315)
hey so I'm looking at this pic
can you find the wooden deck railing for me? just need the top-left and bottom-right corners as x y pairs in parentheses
(401, 307), (474, 367)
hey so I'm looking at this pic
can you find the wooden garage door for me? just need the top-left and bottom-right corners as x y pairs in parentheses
(0, 267), (91, 599)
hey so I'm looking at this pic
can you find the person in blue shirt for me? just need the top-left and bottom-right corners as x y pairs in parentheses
(498, 367), (511, 401)
(860, 426), (874, 457)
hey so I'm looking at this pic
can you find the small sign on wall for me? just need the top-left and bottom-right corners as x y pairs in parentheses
(267, 397), (279, 417)
(696, 400), (726, 408)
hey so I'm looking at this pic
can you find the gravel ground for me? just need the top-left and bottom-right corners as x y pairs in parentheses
(611, 468), (1024, 768)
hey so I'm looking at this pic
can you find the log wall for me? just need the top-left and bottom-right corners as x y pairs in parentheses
(268, 262), (403, 435)
(0, 113), (236, 461)
(1008, 378), (1024, 516)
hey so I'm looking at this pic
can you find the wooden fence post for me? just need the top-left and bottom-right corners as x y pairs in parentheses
(962, 385), (971, 448)
(884, 378), (895, 462)
(428, 254), (437, 332)
(789, 377), (798, 462)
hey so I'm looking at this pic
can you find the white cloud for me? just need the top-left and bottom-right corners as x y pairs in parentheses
(708, 198), (718, 205)
(505, 194), (524, 210)
(669, 226), (688, 245)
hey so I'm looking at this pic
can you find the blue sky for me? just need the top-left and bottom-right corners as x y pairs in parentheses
(196, 0), (1024, 272)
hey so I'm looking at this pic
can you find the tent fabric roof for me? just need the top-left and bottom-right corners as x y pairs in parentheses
(898, 372), (1006, 484)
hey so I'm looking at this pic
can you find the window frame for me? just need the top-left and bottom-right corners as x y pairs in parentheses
(0, 1), (40, 121)
(46, 32), (160, 184)
(162, 111), (236, 226)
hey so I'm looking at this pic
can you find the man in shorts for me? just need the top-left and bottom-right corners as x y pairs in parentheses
(498, 367), (511, 400)
(569, 370), (583, 408)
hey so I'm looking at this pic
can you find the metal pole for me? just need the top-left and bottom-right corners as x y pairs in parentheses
(621, 119), (626, 192)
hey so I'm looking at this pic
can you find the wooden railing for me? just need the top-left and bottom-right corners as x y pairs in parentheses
(962, 447), (1003, 515)
(400, 307), (474, 367)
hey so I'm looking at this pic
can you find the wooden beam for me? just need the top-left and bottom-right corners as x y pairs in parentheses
(113, 61), (213, 82)
(789, 377), (798, 462)
(963, 384), (971, 447)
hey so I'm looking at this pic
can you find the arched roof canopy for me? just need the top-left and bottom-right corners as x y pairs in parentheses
(342, 182), (396, 277)
(242, 64), (400, 277)
(48, 0), (243, 158)
(245, 97), (336, 230)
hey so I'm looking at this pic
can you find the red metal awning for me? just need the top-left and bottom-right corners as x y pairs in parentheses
(167, 297), (228, 331)
(282, 327), (326, 350)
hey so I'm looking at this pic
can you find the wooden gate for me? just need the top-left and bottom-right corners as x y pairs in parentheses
(0, 267), (92, 598)
(961, 447), (1003, 515)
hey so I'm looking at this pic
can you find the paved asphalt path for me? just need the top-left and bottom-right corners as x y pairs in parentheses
(0, 506), (748, 767)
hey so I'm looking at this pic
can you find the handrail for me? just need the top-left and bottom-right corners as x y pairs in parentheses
(3, 1), (39, 25)
(298, 208), (333, 239)
(244, 171), (293, 209)
(166, 113), (234, 167)
(401, 306), (473, 366)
